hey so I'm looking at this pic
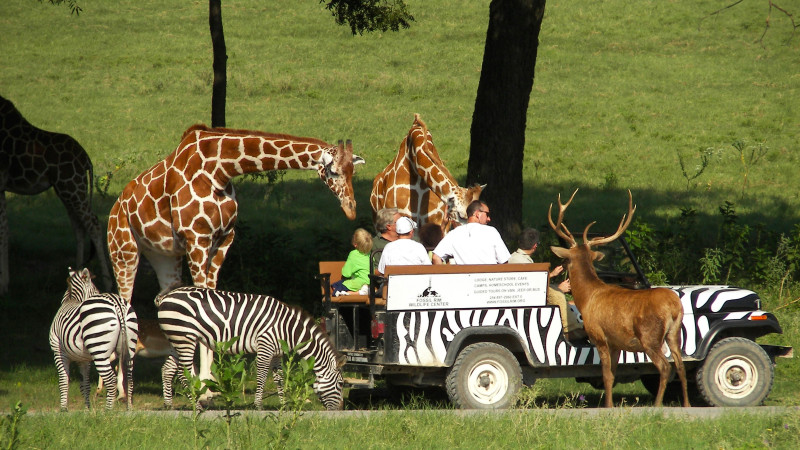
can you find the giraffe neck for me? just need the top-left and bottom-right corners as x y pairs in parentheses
(408, 128), (460, 199)
(186, 126), (331, 186)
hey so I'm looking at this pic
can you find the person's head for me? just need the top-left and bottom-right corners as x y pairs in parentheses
(395, 216), (417, 238)
(467, 200), (491, 225)
(352, 228), (373, 254)
(419, 223), (444, 251)
(517, 228), (540, 253)
(375, 208), (401, 238)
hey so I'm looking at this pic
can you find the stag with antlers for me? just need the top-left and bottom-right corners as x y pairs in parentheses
(548, 189), (690, 408)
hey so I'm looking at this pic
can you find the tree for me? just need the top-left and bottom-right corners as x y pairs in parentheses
(208, 0), (413, 126)
(467, 0), (547, 240)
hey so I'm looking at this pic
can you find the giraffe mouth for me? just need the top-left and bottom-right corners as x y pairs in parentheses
(341, 199), (357, 220)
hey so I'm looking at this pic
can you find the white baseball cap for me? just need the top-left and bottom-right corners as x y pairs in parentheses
(395, 216), (417, 235)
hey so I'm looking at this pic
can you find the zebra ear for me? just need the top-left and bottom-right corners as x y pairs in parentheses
(336, 353), (347, 368)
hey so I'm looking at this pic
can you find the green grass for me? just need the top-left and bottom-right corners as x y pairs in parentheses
(7, 408), (800, 448)
(1, 0), (799, 444)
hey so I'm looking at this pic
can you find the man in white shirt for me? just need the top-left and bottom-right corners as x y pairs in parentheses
(377, 216), (431, 275)
(432, 200), (510, 265)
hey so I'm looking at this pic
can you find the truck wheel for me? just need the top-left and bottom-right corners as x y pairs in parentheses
(446, 342), (521, 409)
(696, 337), (774, 407)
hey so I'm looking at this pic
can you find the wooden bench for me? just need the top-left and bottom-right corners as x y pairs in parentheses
(318, 261), (386, 306)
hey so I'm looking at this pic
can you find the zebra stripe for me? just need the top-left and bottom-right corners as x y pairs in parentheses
(48, 268), (138, 411)
(157, 286), (344, 410)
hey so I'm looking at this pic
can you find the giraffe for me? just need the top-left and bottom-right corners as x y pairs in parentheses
(0, 95), (113, 295)
(370, 114), (484, 229)
(107, 124), (363, 395)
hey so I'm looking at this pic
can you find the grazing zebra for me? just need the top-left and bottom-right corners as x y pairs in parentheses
(49, 268), (138, 410)
(157, 286), (345, 410)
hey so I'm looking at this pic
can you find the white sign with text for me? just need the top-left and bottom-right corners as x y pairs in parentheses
(386, 270), (549, 311)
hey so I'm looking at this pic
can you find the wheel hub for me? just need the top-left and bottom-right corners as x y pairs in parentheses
(468, 362), (508, 405)
(716, 356), (758, 398)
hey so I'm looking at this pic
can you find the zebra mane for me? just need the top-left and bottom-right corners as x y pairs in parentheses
(284, 302), (343, 363)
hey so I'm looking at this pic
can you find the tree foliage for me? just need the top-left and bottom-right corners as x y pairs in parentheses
(322, 0), (414, 34)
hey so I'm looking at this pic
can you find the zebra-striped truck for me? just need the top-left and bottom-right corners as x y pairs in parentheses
(319, 236), (793, 409)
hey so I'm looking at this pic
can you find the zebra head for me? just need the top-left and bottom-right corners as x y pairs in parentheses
(313, 343), (346, 410)
(63, 267), (100, 304)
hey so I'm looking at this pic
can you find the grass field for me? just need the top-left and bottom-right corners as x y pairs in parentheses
(1, 0), (799, 445)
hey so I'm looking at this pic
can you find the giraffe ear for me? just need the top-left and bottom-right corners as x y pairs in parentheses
(352, 155), (365, 166)
(312, 152), (335, 168)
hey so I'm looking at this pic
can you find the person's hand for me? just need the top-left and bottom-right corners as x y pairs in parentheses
(558, 279), (570, 293)
(549, 265), (564, 278)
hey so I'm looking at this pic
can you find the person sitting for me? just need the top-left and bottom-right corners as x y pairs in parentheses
(431, 200), (510, 265)
(419, 222), (445, 261)
(371, 208), (402, 267)
(509, 227), (584, 340)
(331, 228), (373, 296)
(377, 217), (431, 275)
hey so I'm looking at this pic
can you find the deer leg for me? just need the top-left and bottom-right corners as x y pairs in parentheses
(666, 325), (690, 407)
(595, 340), (616, 408)
(644, 347), (671, 407)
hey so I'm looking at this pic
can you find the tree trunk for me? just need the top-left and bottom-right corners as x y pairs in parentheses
(209, 0), (227, 127)
(467, 0), (546, 240)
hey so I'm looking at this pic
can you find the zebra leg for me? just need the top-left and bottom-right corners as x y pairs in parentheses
(78, 361), (92, 410)
(54, 353), (71, 411)
(271, 359), (286, 408)
(95, 357), (118, 410)
(161, 355), (178, 409)
(254, 347), (275, 410)
(197, 345), (217, 404)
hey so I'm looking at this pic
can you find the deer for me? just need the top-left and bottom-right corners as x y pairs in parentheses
(548, 189), (690, 408)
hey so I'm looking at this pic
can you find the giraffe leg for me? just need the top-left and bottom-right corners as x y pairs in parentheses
(107, 200), (140, 301)
(54, 173), (114, 292)
(0, 192), (9, 295)
(204, 229), (236, 289)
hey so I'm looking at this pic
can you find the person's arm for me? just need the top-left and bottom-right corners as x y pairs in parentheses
(341, 252), (355, 278)
(432, 253), (445, 265)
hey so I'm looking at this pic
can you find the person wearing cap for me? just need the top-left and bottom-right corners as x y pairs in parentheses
(377, 216), (431, 275)
(432, 200), (510, 265)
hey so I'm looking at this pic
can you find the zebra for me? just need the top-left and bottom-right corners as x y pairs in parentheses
(156, 286), (345, 410)
(49, 268), (138, 411)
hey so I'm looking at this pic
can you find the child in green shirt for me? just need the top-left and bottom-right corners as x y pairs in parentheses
(332, 228), (373, 295)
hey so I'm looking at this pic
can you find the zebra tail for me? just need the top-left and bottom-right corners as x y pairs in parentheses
(114, 301), (132, 402)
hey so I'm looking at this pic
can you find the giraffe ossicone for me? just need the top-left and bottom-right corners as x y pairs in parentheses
(0, 95), (113, 295)
(370, 113), (484, 230)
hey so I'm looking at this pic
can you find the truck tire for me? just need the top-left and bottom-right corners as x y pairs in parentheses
(446, 342), (521, 409)
(696, 337), (774, 407)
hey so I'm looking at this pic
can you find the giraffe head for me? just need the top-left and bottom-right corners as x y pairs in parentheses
(313, 140), (364, 220)
(445, 183), (486, 224)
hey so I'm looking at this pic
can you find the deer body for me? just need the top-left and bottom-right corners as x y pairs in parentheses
(550, 190), (689, 408)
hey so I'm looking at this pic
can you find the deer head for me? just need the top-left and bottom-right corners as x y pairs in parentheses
(548, 189), (636, 271)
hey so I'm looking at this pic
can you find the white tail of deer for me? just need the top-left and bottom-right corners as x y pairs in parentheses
(548, 189), (690, 408)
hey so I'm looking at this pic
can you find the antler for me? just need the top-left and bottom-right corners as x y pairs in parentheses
(548, 189), (579, 247)
(584, 189), (636, 247)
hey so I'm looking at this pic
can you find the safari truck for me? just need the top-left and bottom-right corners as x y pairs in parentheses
(317, 237), (793, 409)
